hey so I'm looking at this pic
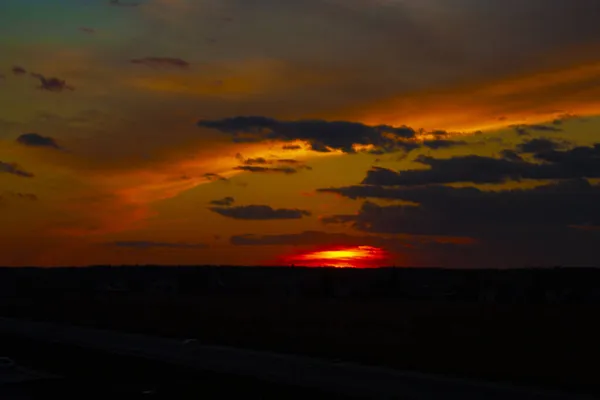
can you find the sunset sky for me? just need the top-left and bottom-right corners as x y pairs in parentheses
(1, 0), (599, 267)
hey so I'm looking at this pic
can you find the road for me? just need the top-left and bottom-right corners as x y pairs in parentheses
(0, 317), (592, 399)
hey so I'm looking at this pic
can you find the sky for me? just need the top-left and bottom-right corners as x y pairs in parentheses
(1, 0), (600, 267)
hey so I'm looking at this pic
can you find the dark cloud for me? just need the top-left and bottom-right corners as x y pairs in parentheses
(16, 133), (62, 150)
(233, 165), (300, 174)
(234, 154), (311, 173)
(276, 159), (301, 165)
(429, 130), (453, 137)
(209, 205), (311, 220)
(320, 179), (600, 239)
(130, 57), (190, 68)
(198, 116), (420, 154)
(11, 66), (26, 75)
(513, 127), (530, 136)
(360, 157), (524, 186)
(500, 149), (523, 162)
(209, 196), (235, 206)
(0, 161), (34, 178)
(241, 156), (269, 165)
(79, 27), (96, 34)
(317, 134), (600, 264)
(30, 73), (74, 92)
(110, 241), (208, 249)
(516, 137), (567, 154)
(422, 139), (468, 149)
(282, 145), (302, 150)
(359, 142), (600, 186)
(203, 173), (228, 182)
(108, 0), (140, 7)
(512, 123), (563, 136)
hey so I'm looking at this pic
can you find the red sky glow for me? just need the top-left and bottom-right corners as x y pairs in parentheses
(282, 245), (389, 268)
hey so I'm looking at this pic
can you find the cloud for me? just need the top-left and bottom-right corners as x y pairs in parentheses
(233, 165), (300, 174)
(30, 73), (74, 92)
(209, 205), (311, 220)
(237, 154), (302, 166)
(354, 60), (600, 133)
(276, 159), (302, 165)
(422, 139), (468, 149)
(11, 66), (26, 75)
(130, 57), (190, 68)
(203, 173), (228, 182)
(16, 133), (62, 150)
(209, 196), (235, 206)
(360, 158), (525, 186)
(234, 154), (312, 173)
(320, 179), (600, 239)
(0, 161), (34, 178)
(516, 137), (568, 154)
(198, 116), (420, 154)
(499, 149), (523, 162)
(240, 156), (270, 165)
(512, 123), (563, 136)
(79, 27), (96, 34)
(327, 0), (600, 132)
(355, 141), (600, 186)
(109, 0), (140, 7)
(109, 241), (208, 249)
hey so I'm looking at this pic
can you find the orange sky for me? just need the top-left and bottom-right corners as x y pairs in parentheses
(1, 0), (600, 267)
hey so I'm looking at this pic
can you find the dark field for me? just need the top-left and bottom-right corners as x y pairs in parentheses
(0, 332), (347, 399)
(1, 266), (599, 396)
(1, 294), (598, 396)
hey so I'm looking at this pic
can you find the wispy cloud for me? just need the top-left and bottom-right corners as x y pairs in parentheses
(11, 66), (26, 75)
(209, 196), (235, 206)
(109, 0), (140, 7)
(78, 27), (96, 34)
(30, 73), (74, 92)
(0, 161), (34, 178)
(203, 173), (228, 182)
(109, 240), (208, 249)
(233, 165), (301, 175)
(130, 57), (190, 68)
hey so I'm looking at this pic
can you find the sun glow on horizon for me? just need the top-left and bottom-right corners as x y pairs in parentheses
(283, 245), (389, 268)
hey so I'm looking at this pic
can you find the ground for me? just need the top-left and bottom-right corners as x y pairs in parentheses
(0, 293), (598, 396)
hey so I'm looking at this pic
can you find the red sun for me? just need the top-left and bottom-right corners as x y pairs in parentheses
(282, 245), (388, 268)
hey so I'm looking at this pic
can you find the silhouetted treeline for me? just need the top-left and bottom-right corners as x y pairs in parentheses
(0, 266), (598, 304)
